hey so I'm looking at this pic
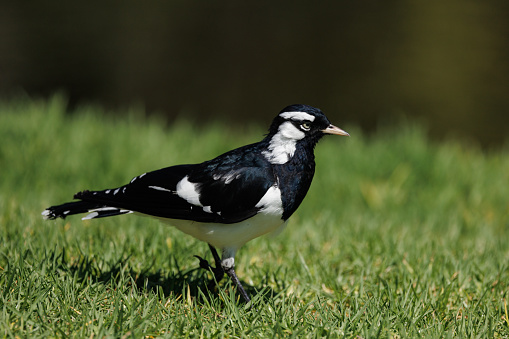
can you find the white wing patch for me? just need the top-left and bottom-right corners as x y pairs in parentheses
(262, 121), (304, 164)
(148, 185), (175, 193)
(176, 175), (202, 207)
(255, 184), (283, 216)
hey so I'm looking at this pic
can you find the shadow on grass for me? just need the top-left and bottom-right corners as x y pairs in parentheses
(50, 247), (274, 304)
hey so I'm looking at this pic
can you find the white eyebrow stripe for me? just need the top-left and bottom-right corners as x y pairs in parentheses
(279, 111), (315, 122)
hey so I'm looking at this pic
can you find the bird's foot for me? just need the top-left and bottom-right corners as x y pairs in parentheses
(194, 255), (211, 270)
(195, 256), (253, 309)
(194, 255), (225, 283)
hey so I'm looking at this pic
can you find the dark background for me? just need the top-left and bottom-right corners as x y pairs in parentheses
(1, 1), (508, 146)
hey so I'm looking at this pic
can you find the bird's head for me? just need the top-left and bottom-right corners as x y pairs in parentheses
(268, 104), (348, 140)
(263, 104), (349, 164)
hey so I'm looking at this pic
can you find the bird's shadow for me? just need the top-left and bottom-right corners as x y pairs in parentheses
(51, 247), (273, 304)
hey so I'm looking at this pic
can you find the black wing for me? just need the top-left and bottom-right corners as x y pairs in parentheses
(66, 144), (277, 224)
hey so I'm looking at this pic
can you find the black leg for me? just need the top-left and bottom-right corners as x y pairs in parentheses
(196, 245), (252, 305)
(224, 266), (251, 303)
(208, 244), (225, 283)
(194, 244), (225, 283)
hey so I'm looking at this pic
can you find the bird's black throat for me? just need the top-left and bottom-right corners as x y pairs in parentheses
(274, 139), (317, 220)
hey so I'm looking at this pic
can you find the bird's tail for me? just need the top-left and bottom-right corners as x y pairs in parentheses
(42, 191), (133, 220)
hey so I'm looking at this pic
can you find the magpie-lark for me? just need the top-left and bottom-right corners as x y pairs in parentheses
(42, 104), (349, 303)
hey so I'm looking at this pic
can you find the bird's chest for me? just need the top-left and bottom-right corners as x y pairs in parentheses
(274, 151), (315, 220)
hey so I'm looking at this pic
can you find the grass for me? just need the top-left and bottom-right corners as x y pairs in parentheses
(1, 94), (508, 338)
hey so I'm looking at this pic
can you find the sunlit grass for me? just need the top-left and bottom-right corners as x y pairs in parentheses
(1, 94), (508, 337)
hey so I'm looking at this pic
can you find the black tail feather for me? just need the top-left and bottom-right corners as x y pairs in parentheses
(43, 188), (135, 221)
(42, 201), (104, 220)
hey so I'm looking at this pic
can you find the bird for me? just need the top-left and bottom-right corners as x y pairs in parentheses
(42, 104), (349, 303)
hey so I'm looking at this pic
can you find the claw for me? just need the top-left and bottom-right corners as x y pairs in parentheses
(195, 254), (225, 283)
(194, 255), (211, 270)
(194, 252), (250, 306)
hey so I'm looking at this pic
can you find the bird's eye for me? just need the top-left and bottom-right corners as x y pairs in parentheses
(300, 122), (311, 131)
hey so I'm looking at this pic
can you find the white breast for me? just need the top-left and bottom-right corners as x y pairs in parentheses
(158, 184), (284, 251)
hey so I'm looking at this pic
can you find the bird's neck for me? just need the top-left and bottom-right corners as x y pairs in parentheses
(262, 133), (320, 165)
(271, 141), (317, 220)
(261, 133), (297, 165)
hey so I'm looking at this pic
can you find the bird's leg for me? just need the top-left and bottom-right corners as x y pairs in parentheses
(196, 247), (251, 304)
(221, 249), (251, 303)
(194, 244), (225, 283)
(223, 266), (251, 303)
(208, 244), (225, 283)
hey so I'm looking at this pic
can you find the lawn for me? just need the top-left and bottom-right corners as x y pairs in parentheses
(1, 94), (508, 338)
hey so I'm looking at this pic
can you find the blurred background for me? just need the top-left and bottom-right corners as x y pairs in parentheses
(1, 0), (508, 146)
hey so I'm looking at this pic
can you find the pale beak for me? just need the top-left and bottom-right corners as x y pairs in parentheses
(322, 124), (350, 136)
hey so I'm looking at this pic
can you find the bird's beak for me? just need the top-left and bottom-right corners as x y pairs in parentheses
(322, 124), (350, 136)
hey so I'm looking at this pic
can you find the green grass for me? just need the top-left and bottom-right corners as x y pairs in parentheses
(1, 94), (508, 338)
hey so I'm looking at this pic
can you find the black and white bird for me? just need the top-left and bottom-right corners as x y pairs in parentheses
(42, 104), (349, 303)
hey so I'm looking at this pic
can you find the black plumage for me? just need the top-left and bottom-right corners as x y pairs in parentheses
(42, 104), (349, 303)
